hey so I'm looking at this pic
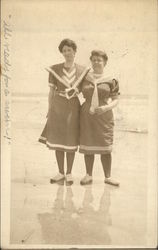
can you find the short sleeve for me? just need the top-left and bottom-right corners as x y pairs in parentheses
(109, 79), (120, 99)
(48, 72), (57, 88)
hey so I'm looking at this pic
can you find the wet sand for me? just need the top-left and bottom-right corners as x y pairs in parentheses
(10, 97), (149, 246)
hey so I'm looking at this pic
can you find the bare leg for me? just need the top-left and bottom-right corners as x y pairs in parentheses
(66, 152), (75, 174)
(100, 154), (111, 178)
(50, 150), (65, 184)
(101, 153), (119, 186)
(84, 154), (95, 176)
(55, 150), (65, 174)
(80, 154), (94, 185)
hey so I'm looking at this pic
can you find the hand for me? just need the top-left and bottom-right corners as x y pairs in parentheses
(94, 105), (109, 115)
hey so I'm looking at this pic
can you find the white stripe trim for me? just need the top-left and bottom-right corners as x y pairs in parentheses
(46, 68), (70, 88)
(63, 68), (76, 78)
(39, 136), (46, 140)
(63, 75), (76, 84)
(46, 142), (78, 149)
(72, 67), (90, 89)
(80, 145), (112, 150)
(39, 137), (78, 149)
(46, 66), (90, 93)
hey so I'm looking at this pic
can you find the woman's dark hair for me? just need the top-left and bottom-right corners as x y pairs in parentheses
(58, 39), (77, 53)
(90, 50), (108, 63)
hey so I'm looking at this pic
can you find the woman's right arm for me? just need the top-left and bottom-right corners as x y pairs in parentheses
(47, 85), (56, 117)
(47, 69), (57, 117)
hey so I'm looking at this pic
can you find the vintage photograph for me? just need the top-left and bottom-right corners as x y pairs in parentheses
(1, 0), (157, 249)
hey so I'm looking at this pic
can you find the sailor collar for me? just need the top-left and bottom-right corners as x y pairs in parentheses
(85, 71), (113, 85)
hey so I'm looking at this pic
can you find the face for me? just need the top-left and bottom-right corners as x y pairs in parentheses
(62, 45), (76, 62)
(91, 55), (106, 73)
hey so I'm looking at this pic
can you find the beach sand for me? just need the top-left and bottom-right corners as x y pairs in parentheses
(10, 96), (149, 246)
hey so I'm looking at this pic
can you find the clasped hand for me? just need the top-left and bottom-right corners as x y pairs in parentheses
(93, 105), (109, 115)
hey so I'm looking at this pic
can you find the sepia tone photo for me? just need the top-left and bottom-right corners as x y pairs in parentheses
(1, 0), (158, 249)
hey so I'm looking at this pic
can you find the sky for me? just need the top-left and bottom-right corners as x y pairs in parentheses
(2, 0), (157, 95)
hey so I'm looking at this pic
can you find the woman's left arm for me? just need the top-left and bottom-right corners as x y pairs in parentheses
(95, 98), (118, 115)
(95, 79), (120, 115)
(106, 98), (119, 110)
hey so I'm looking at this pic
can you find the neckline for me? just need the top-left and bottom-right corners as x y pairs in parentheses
(63, 62), (75, 70)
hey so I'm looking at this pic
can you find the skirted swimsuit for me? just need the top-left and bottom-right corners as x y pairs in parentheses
(79, 72), (119, 155)
(39, 63), (88, 152)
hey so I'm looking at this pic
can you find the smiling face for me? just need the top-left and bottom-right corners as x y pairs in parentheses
(61, 45), (76, 62)
(91, 55), (106, 74)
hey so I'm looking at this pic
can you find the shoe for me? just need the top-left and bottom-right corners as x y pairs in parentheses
(104, 177), (120, 187)
(50, 173), (65, 184)
(65, 174), (73, 186)
(80, 174), (93, 185)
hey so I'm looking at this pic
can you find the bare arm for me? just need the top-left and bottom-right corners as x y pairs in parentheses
(95, 97), (119, 115)
(105, 98), (119, 111)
